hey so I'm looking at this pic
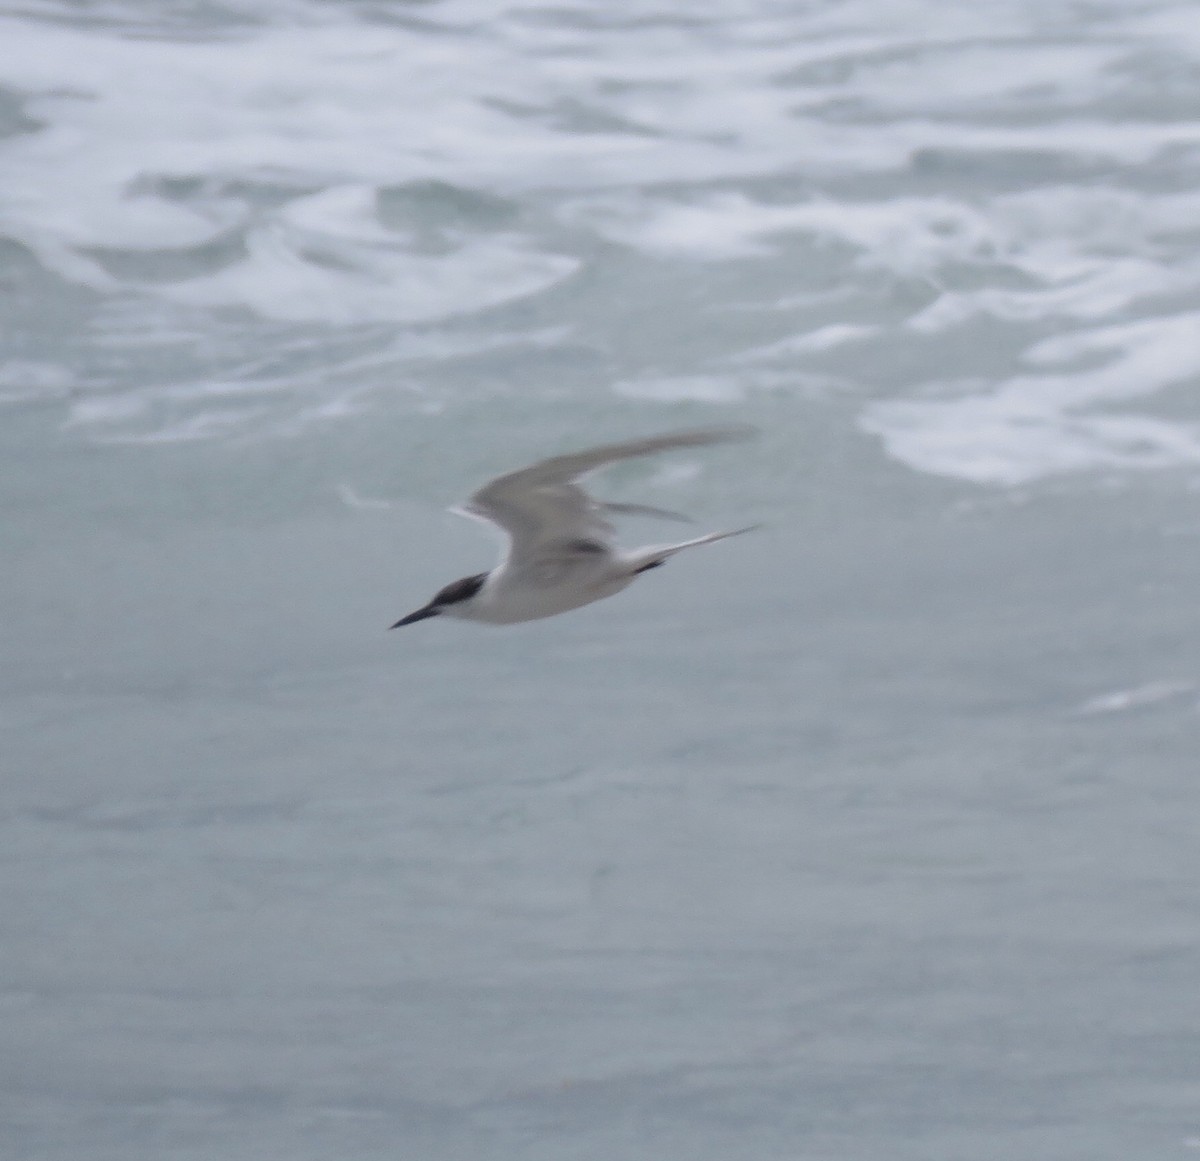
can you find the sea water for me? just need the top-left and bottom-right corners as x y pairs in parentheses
(3, 1), (1200, 1158)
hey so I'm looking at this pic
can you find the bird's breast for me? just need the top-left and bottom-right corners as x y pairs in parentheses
(464, 560), (634, 624)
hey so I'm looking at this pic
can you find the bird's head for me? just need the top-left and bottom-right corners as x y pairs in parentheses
(390, 572), (488, 628)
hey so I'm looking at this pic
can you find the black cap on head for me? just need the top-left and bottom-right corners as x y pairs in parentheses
(390, 572), (487, 629)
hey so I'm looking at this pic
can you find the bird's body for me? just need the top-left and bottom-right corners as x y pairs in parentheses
(391, 427), (757, 628)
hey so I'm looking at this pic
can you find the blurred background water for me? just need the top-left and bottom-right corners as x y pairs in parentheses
(3, 1), (1200, 1157)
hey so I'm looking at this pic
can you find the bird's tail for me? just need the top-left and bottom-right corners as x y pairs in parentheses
(625, 525), (759, 572)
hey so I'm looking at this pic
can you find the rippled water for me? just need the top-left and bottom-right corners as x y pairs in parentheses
(3, 1), (1200, 1158)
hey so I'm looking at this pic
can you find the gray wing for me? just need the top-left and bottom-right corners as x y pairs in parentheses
(453, 425), (756, 561)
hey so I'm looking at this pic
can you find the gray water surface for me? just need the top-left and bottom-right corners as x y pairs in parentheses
(3, 1), (1200, 1158)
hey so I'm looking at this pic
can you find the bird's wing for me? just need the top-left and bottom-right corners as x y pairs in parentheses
(453, 426), (755, 560)
(598, 501), (692, 523)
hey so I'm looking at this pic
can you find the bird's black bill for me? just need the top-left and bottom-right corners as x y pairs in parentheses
(390, 605), (441, 628)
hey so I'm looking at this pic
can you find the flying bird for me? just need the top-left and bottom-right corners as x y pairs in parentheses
(391, 426), (757, 627)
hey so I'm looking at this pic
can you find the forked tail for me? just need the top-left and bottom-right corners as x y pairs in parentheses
(625, 524), (760, 573)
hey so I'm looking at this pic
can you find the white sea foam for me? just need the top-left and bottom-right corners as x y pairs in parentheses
(907, 189), (1200, 331)
(567, 192), (1005, 268)
(861, 312), (1200, 485)
(3, 2), (1198, 295)
(0, 14), (586, 321)
(155, 188), (579, 324)
(1, 0), (1198, 463)
(1075, 681), (1196, 716)
(729, 325), (879, 363)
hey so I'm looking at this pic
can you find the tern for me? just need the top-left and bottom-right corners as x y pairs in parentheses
(391, 426), (758, 627)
